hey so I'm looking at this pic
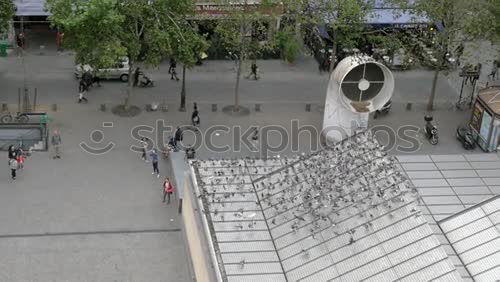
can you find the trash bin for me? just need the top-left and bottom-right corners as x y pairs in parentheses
(0, 43), (7, 57)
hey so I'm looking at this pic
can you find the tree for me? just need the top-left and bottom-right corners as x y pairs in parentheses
(0, 0), (15, 34)
(214, 0), (278, 112)
(46, 0), (195, 113)
(390, 0), (497, 111)
(170, 21), (208, 112)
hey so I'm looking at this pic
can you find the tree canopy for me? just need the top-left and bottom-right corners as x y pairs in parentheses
(0, 0), (15, 34)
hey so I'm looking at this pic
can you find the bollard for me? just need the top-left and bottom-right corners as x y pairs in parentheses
(52, 104), (57, 112)
(305, 104), (311, 112)
(212, 104), (217, 112)
(406, 102), (413, 111)
(161, 103), (168, 112)
(100, 104), (106, 112)
(2, 103), (7, 112)
(255, 104), (261, 112)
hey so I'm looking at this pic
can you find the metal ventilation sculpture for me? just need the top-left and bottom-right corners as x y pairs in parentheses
(323, 55), (395, 141)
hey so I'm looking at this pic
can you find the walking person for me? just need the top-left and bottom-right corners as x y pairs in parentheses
(174, 126), (183, 147)
(488, 60), (498, 81)
(8, 145), (16, 160)
(169, 59), (179, 81)
(140, 137), (148, 162)
(51, 130), (62, 159)
(250, 61), (259, 80)
(191, 103), (200, 126)
(9, 158), (18, 180)
(150, 149), (160, 177)
(162, 177), (175, 204)
(133, 67), (142, 87)
(78, 79), (88, 103)
(16, 148), (25, 169)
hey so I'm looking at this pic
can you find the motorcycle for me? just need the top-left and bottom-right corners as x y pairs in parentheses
(424, 115), (438, 145)
(456, 126), (476, 150)
(139, 74), (154, 87)
(373, 100), (392, 119)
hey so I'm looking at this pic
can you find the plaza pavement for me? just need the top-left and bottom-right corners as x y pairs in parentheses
(0, 42), (499, 281)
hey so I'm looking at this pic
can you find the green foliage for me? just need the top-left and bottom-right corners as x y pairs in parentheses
(274, 30), (301, 63)
(0, 0), (15, 33)
(389, 0), (496, 69)
(214, 0), (278, 61)
(490, 0), (500, 43)
(45, 0), (198, 69)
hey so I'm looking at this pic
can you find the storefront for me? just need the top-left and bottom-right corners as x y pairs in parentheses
(470, 86), (500, 152)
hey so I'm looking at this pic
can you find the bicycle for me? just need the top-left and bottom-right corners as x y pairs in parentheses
(0, 112), (29, 123)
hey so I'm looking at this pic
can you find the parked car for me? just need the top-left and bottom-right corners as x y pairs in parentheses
(75, 57), (130, 82)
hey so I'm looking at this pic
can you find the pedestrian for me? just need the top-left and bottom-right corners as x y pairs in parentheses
(9, 158), (18, 180)
(8, 145), (16, 160)
(133, 67), (142, 87)
(168, 58), (176, 74)
(78, 78), (89, 103)
(140, 137), (148, 162)
(250, 61), (259, 80)
(174, 126), (183, 147)
(15, 148), (25, 169)
(150, 149), (160, 177)
(488, 60), (498, 81)
(251, 126), (259, 143)
(163, 177), (175, 204)
(56, 31), (64, 52)
(192, 103), (200, 126)
(51, 130), (62, 159)
(169, 59), (179, 81)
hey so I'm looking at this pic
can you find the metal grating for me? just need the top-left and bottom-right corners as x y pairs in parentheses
(191, 132), (462, 281)
(439, 196), (500, 282)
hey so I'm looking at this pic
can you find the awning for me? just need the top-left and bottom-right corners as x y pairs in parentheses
(14, 0), (50, 17)
(366, 8), (428, 25)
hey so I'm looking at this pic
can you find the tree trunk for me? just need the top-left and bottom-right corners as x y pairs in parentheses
(329, 29), (338, 73)
(180, 64), (187, 112)
(124, 59), (133, 110)
(427, 68), (440, 112)
(234, 57), (242, 112)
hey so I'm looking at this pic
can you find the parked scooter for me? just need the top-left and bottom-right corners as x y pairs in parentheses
(373, 100), (392, 119)
(424, 115), (438, 145)
(456, 126), (476, 150)
(139, 74), (154, 87)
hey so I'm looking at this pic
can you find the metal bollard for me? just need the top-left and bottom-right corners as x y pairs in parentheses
(255, 104), (261, 112)
(305, 104), (311, 112)
(406, 102), (413, 111)
(212, 104), (217, 112)
(2, 103), (7, 112)
(100, 104), (106, 112)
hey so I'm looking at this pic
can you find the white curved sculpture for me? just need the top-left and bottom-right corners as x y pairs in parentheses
(322, 55), (394, 142)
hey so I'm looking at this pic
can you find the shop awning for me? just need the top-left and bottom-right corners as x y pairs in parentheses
(14, 0), (50, 17)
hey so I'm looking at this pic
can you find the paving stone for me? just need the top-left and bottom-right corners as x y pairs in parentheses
(452, 186), (493, 195)
(423, 196), (462, 205)
(475, 169), (500, 177)
(431, 155), (467, 162)
(401, 163), (437, 171)
(470, 162), (500, 169)
(407, 171), (443, 179)
(440, 170), (478, 178)
(482, 178), (500, 186)
(417, 187), (455, 196)
(396, 155), (432, 163)
(435, 162), (473, 170)
(447, 178), (485, 187)
(464, 154), (500, 162)
(412, 179), (449, 187)
(458, 195), (495, 205)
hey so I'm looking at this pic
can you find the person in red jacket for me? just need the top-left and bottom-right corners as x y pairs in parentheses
(163, 178), (175, 204)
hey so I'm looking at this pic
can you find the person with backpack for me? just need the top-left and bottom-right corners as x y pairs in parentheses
(150, 149), (160, 177)
(163, 178), (175, 204)
(9, 158), (18, 180)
